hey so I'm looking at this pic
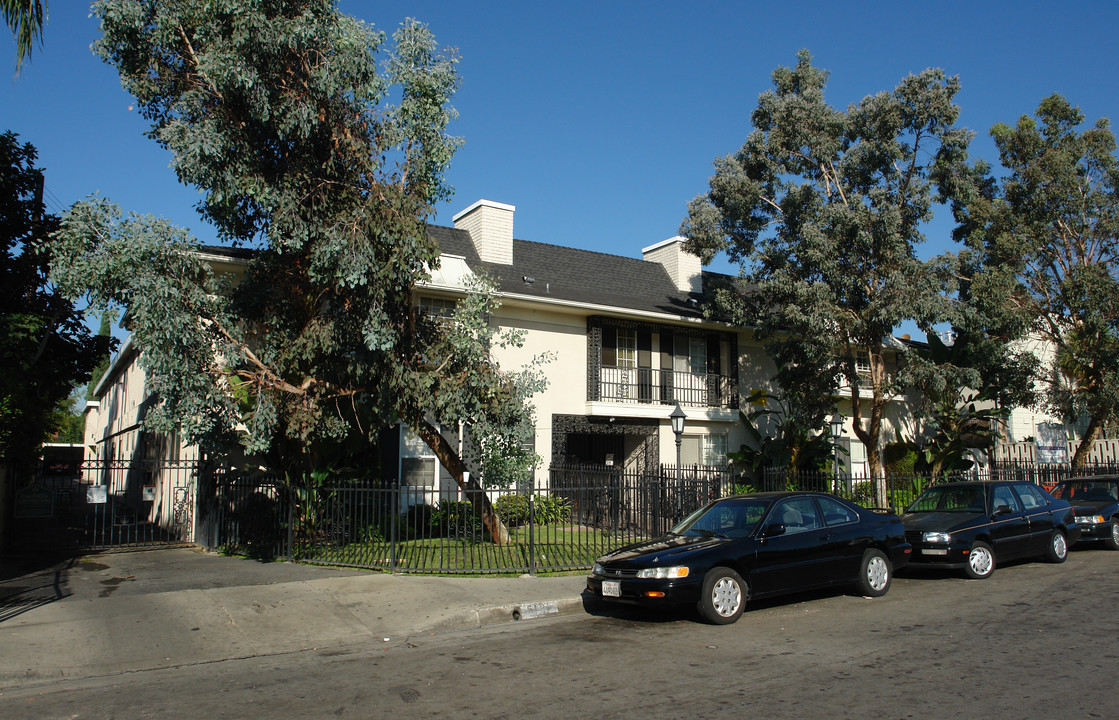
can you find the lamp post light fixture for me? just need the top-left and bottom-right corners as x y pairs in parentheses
(670, 404), (687, 517)
(829, 414), (844, 495)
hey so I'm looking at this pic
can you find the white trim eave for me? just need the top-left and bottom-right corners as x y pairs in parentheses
(494, 290), (715, 326)
(92, 334), (134, 399)
(194, 250), (251, 267)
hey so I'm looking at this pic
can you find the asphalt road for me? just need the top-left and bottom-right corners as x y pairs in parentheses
(4, 547), (1116, 720)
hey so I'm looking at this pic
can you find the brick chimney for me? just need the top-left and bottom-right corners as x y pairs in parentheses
(642, 236), (702, 294)
(453, 199), (515, 265)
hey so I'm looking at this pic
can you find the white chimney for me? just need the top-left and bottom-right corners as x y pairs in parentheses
(642, 236), (702, 294)
(453, 199), (515, 265)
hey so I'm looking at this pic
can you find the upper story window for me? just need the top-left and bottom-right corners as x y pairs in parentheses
(855, 352), (871, 377)
(418, 296), (457, 319)
(616, 329), (637, 368)
(674, 335), (707, 375)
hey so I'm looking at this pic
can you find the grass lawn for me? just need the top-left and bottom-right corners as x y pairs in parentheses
(288, 523), (649, 573)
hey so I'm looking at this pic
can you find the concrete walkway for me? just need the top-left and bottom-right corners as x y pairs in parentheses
(0, 547), (589, 688)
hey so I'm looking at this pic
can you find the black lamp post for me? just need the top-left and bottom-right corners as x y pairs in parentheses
(671, 404), (686, 516)
(830, 414), (844, 495)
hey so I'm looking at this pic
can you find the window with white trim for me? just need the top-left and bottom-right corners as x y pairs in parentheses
(679, 433), (728, 467)
(400, 427), (437, 487)
(418, 296), (457, 319)
(616, 329), (637, 368)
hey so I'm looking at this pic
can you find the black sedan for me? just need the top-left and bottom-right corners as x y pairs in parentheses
(586, 492), (911, 625)
(901, 481), (1080, 579)
(1050, 476), (1119, 550)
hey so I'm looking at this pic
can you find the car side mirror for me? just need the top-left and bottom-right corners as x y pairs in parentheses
(763, 523), (786, 538)
(993, 504), (1012, 517)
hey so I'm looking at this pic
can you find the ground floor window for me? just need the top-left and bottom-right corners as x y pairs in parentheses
(680, 434), (728, 467)
(400, 427), (437, 487)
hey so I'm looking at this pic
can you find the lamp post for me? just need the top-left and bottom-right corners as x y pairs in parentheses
(670, 404), (687, 518)
(830, 414), (844, 495)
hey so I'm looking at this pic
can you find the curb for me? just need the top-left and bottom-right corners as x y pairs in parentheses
(416, 596), (587, 635)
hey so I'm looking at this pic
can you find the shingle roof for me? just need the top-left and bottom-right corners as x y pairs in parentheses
(200, 230), (740, 322)
(427, 224), (723, 319)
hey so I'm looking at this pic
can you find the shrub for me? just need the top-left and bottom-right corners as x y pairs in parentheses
(533, 494), (572, 524)
(884, 441), (918, 478)
(402, 503), (434, 539)
(494, 493), (572, 526)
(432, 499), (482, 541)
(495, 494), (530, 526)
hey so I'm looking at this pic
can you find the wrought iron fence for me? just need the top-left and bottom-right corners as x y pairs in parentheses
(761, 461), (1119, 513)
(9, 458), (198, 552)
(200, 463), (732, 574)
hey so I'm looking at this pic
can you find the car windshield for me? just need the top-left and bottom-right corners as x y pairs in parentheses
(1052, 481), (1119, 503)
(906, 485), (986, 513)
(671, 498), (770, 538)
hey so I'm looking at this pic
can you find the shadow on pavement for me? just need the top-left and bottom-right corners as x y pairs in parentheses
(0, 553), (77, 624)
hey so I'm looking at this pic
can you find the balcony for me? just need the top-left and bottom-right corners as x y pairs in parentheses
(593, 365), (737, 409)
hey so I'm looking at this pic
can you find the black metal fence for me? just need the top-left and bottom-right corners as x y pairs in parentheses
(9, 458), (198, 553)
(197, 463), (731, 574)
(762, 461), (1119, 513)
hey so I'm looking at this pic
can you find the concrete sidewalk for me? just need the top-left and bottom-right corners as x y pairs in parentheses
(0, 547), (590, 688)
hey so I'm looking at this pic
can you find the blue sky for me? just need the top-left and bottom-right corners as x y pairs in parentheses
(4, 1), (1119, 318)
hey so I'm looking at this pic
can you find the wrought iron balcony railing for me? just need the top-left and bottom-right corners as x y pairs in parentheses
(593, 365), (737, 409)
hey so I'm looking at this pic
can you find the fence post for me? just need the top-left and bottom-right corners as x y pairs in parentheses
(389, 483), (398, 573)
(528, 489), (536, 576)
(285, 483), (294, 562)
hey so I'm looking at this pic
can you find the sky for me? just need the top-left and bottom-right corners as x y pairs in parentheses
(4, 1), (1119, 337)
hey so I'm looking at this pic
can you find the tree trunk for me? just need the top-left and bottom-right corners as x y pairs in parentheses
(848, 349), (887, 508)
(411, 419), (511, 545)
(1070, 414), (1105, 468)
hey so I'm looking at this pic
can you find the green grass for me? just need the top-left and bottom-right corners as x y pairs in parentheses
(288, 523), (648, 574)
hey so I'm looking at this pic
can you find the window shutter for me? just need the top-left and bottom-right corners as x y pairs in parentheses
(602, 327), (617, 366)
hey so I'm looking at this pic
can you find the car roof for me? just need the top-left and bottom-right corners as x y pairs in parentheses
(1057, 475), (1119, 483)
(719, 491), (833, 501)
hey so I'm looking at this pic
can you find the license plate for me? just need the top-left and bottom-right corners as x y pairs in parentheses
(602, 580), (621, 597)
(921, 548), (948, 556)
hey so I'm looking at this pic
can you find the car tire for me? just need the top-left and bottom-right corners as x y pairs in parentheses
(855, 549), (891, 597)
(1105, 518), (1119, 551)
(697, 567), (746, 625)
(964, 541), (995, 579)
(1044, 530), (1068, 563)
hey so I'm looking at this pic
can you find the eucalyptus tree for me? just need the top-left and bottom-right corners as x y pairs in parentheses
(956, 95), (1119, 466)
(52, 1), (542, 542)
(682, 50), (969, 502)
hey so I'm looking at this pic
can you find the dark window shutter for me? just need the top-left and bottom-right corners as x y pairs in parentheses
(638, 330), (652, 368)
(602, 327), (617, 366)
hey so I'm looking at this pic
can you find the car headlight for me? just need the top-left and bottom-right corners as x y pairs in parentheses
(636, 566), (690, 579)
(592, 562), (605, 575)
(922, 532), (951, 544)
(1075, 515), (1105, 524)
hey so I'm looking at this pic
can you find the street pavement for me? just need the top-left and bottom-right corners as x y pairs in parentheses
(0, 547), (589, 689)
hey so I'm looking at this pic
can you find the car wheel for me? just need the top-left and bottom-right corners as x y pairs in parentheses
(964, 541), (995, 579)
(697, 567), (746, 625)
(1044, 530), (1068, 563)
(1105, 518), (1119, 551)
(856, 549), (892, 597)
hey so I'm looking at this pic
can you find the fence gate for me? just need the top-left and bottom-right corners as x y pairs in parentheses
(11, 458), (199, 553)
